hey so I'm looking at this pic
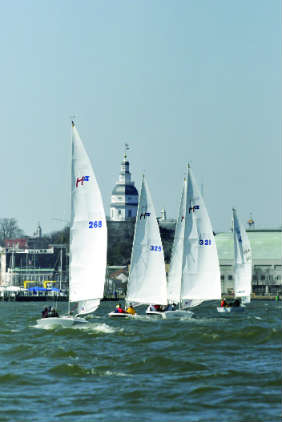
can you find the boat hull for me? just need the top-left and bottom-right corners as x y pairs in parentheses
(164, 310), (194, 319)
(217, 306), (245, 313)
(36, 315), (87, 328)
(108, 312), (134, 318)
(146, 308), (193, 319)
(146, 310), (167, 319)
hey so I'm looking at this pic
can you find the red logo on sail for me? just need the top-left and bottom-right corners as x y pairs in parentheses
(76, 176), (90, 188)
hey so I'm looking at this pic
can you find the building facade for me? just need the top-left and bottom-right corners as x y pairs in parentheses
(215, 229), (282, 296)
(110, 152), (138, 221)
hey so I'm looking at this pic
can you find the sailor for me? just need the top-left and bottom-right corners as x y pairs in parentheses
(41, 307), (48, 318)
(233, 299), (240, 307)
(166, 303), (176, 311)
(220, 298), (227, 307)
(126, 304), (136, 315)
(48, 307), (59, 317)
(115, 304), (126, 313)
(148, 304), (156, 311)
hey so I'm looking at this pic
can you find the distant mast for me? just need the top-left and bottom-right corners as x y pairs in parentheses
(110, 145), (138, 221)
(247, 213), (255, 229)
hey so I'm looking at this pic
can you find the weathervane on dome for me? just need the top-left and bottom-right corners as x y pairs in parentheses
(124, 142), (130, 159)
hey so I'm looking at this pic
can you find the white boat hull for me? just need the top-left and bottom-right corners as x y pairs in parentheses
(164, 310), (194, 319)
(146, 310), (167, 319)
(108, 312), (135, 318)
(217, 306), (245, 313)
(36, 315), (87, 328)
(146, 307), (193, 319)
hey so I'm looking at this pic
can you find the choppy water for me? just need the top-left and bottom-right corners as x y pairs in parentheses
(0, 300), (281, 422)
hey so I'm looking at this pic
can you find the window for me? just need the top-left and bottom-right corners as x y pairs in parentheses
(128, 210), (132, 217)
(228, 275), (233, 280)
(261, 275), (265, 281)
(118, 210), (121, 215)
(221, 275), (225, 281)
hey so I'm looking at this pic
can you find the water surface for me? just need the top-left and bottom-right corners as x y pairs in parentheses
(0, 300), (281, 421)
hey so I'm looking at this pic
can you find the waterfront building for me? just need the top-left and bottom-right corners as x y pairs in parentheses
(215, 228), (282, 296)
(0, 243), (68, 291)
(110, 152), (138, 221)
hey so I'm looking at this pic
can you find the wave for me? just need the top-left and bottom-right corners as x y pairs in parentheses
(126, 356), (208, 374)
(48, 363), (127, 378)
(33, 321), (121, 335)
(74, 322), (119, 334)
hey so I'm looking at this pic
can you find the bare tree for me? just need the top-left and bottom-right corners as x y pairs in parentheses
(0, 218), (25, 241)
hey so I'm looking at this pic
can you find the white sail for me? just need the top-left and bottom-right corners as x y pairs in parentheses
(126, 176), (167, 306)
(178, 165), (221, 307)
(232, 208), (252, 303)
(167, 178), (187, 304)
(69, 122), (107, 315)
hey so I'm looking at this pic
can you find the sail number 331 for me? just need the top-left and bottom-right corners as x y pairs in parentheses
(89, 221), (103, 228)
(199, 239), (212, 245)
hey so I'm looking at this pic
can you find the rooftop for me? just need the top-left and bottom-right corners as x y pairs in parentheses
(215, 230), (282, 261)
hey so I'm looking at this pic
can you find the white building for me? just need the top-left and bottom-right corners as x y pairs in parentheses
(110, 153), (138, 221)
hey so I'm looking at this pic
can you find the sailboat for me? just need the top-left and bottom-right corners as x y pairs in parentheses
(153, 164), (221, 317)
(109, 175), (168, 318)
(37, 121), (107, 328)
(217, 208), (252, 313)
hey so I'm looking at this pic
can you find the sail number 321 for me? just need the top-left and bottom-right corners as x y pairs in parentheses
(199, 239), (212, 245)
(89, 221), (103, 228)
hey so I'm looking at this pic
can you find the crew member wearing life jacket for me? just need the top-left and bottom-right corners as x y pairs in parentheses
(126, 304), (136, 315)
(115, 304), (126, 313)
(220, 298), (227, 307)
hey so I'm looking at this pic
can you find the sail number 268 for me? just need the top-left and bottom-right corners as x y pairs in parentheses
(89, 221), (103, 228)
(199, 239), (212, 245)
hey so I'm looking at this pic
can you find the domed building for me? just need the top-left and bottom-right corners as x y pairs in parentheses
(110, 152), (138, 221)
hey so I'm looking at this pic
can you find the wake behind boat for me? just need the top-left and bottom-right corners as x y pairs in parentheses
(217, 305), (245, 314)
(37, 121), (107, 328)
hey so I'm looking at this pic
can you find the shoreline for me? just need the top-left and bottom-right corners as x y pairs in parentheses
(0, 295), (279, 302)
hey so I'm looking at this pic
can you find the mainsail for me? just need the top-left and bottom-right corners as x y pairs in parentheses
(69, 122), (107, 316)
(167, 178), (187, 304)
(126, 176), (167, 306)
(233, 208), (252, 304)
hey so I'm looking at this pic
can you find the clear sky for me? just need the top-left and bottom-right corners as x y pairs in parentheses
(0, 0), (281, 236)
